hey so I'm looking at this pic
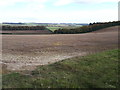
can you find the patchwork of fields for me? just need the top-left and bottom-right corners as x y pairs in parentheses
(1, 26), (118, 71)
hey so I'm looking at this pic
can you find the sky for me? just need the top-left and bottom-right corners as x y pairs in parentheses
(0, 0), (119, 23)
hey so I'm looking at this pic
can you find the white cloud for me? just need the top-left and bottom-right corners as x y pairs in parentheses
(0, 0), (118, 23)
(54, 0), (118, 6)
(1, 7), (117, 23)
(0, 0), (48, 23)
(54, 0), (74, 6)
(0, 0), (48, 6)
(75, 0), (118, 3)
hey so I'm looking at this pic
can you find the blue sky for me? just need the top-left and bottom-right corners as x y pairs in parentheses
(0, 0), (118, 23)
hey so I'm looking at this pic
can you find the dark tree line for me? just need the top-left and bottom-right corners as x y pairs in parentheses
(54, 21), (120, 34)
(2, 25), (46, 30)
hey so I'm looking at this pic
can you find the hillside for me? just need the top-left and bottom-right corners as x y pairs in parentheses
(91, 26), (118, 33)
(2, 26), (118, 71)
(54, 21), (119, 34)
(1, 25), (119, 88)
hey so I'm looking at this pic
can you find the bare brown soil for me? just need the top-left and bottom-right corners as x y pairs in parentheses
(1, 26), (118, 71)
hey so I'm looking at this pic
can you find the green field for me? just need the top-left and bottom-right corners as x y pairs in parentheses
(47, 26), (83, 32)
(2, 49), (119, 88)
(46, 27), (61, 32)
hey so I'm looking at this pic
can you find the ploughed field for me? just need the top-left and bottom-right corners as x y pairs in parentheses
(1, 26), (118, 71)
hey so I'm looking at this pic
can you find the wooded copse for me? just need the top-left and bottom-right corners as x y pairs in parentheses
(2, 25), (46, 30)
(54, 21), (120, 34)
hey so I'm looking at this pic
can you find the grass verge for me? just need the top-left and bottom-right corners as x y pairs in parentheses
(2, 49), (119, 88)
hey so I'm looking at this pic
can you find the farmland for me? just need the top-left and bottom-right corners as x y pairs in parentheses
(46, 27), (61, 32)
(1, 25), (119, 88)
(1, 23), (85, 32)
(1, 0), (119, 88)
(46, 26), (82, 32)
(1, 26), (118, 72)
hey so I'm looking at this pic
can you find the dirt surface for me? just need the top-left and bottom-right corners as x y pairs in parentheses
(1, 26), (118, 71)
